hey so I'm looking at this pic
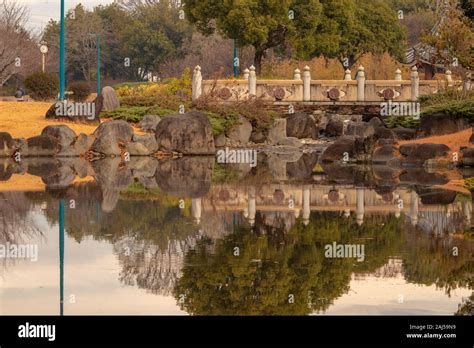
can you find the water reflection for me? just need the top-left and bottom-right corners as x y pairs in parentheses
(0, 155), (472, 315)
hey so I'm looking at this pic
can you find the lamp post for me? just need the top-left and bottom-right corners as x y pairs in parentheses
(233, 40), (238, 78)
(90, 33), (101, 95)
(59, 0), (65, 100)
(39, 42), (48, 73)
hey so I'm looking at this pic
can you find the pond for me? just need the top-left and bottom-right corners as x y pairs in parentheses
(0, 154), (472, 315)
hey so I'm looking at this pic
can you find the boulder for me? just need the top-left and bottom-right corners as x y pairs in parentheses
(139, 115), (161, 133)
(399, 144), (418, 157)
(91, 120), (134, 156)
(392, 127), (416, 140)
(26, 135), (59, 157)
(286, 112), (318, 139)
(368, 116), (384, 128)
(73, 133), (95, 155)
(41, 125), (77, 157)
(155, 111), (215, 155)
(124, 142), (153, 156)
(470, 130), (474, 144)
(372, 145), (400, 164)
(250, 130), (266, 144)
(286, 152), (319, 179)
(325, 118), (344, 137)
(347, 121), (375, 139)
(0, 132), (14, 157)
(402, 143), (450, 165)
(227, 116), (252, 144)
(461, 147), (474, 166)
(277, 137), (303, 148)
(101, 86), (120, 112)
(267, 118), (287, 144)
(45, 97), (101, 123)
(417, 113), (469, 137)
(374, 126), (395, 140)
(320, 136), (355, 162)
(214, 133), (227, 147)
(132, 134), (158, 153)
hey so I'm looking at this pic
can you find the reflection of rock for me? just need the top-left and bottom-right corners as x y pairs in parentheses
(0, 160), (13, 181)
(155, 111), (215, 155)
(415, 187), (457, 205)
(91, 158), (133, 212)
(399, 168), (449, 186)
(401, 143), (450, 166)
(155, 157), (213, 197)
(286, 152), (319, 179)
(0, 132), (15, 157)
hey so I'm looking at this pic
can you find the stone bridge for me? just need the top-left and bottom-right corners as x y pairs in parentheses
(192, 65), (469, 113)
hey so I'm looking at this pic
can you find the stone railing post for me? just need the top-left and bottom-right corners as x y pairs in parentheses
(192, 65), (202, 101)
(445, 70), (453, 86)
(410, 66), (419, 100)
(303, 65), (311, 101)
(248, 65), (256, 97)
(294, 68), (301, 80)
(344, 69), (351, 81)
(243, 68), (250, 80)
(356, 65), (365, 101)
(395, 68), (402, 81)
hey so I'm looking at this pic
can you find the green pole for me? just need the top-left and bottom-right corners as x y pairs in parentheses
(59, 199), (65, 316)
(97, 34), (101, 96)
(59, 0), (65, 100)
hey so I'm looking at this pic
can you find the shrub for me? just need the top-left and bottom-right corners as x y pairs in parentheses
(420, 99), (474, 121)
(68, 81), (90, 102)
(385, 115), (421, 129)
(24, 72), (59, 101)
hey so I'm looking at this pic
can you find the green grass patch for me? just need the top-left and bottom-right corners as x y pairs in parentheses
(464, 177), (474, 190)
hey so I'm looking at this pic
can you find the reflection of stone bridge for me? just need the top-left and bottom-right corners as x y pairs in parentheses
(188, 184), (472, 234)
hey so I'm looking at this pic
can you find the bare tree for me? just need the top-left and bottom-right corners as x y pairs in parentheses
(0, 0), (35, 86)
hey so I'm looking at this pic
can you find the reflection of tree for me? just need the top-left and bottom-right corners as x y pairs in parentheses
(173, 212), (405, 315)
(455, 292), (474, 316)
(402, 230), (474, 295)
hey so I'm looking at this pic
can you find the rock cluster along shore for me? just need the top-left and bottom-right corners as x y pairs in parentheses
(0, 111), (216, 159)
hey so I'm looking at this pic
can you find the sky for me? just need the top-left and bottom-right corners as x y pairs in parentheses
(18, 0), (114, 33)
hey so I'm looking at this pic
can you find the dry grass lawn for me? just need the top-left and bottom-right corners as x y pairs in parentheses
(0, 101), (143, 138)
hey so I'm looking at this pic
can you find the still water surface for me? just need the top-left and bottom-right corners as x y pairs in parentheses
(0, 155), (472, 315)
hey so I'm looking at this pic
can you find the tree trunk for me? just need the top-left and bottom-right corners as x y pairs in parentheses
(254, 47), (265, 75)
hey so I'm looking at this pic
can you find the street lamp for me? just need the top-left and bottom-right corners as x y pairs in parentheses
(59, 0), (65, 100)
(39, 42), (48, 73)
(90, 33), (101, 96)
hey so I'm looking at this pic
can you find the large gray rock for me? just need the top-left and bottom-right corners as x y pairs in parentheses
(374, 126), (395, 140)
(26, 135), (60, 157)
(227, 116), (252, 144)
(417, 113), (469, 137)
(73, 133), (95, 155)
(91, 120), (134, 156)
(139, 115), (161, 133)
(0, 132), (14, 157)
(267, 118), (287, 144)
(286, 112), (318, 139)
(320, 136), (355, 162)
(325, 118), (344, 137)
(461, 147), (474, 166)
(392, 127), (416, 140)
(125, 142), (153, 156)
(132, 134), (158, 153)
(277, 137), (303, 148)
(155, 111), (215, 155)
(101, 86), (120, 112)
(402, 143), (450, 165)
(214, 133), (227, 147)
(41, 125), (78, 156)
(347, 121), (375, 139)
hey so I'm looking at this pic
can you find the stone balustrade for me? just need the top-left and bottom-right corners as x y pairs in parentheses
(192, 65), (466, 103)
